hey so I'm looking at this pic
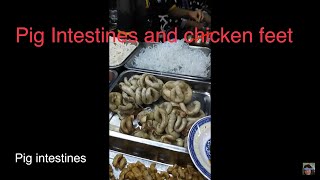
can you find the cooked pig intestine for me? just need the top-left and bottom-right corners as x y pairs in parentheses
(123, 103), (203, 146)
(170, 102), (180, 108)
(165, 126), (181, 139)
(167, 111), (177, 133)
(165, 111), (181, 138)
(122, 91), (135, 104)
(179, 100), (201, 116)
(118, 104), (136, 114)
(136, 87), (160, 105)
(141, 119), (157, 131)
(167, 108), (188, 134)
(138, 74), (164, 91)
(176, 110), (205, 137)
(119, 82), (136, 97)
(137, 110), (154, 123)
(162, 80), (193, 104)
(124, 77), (138, 91)
(111, 73), (208, 148)
(109, 92), (122, 112)
(147, 120), (158, 129)
(120, 115), (134, 134)
(160, 134), (177, 144)
(186, 109), (206, 126)
(145, 75), (164, 90)
(133, 129), (149, 139)
(118, 103), (135, 115)
(175, 138), (184, 147)
(174, 116), (187, 133)
(159, 102), (173, 114)
(172, 108), (187, 118)
(120, 85), (161, 106)
(154, 106), (169, 135)
(149, 129), (161, 142)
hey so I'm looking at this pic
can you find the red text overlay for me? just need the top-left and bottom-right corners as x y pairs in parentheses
(16, 27), (294, 47)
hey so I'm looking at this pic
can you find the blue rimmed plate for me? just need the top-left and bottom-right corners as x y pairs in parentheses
(187, 116), (211, 179)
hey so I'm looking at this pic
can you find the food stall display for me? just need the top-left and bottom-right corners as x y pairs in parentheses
(109, 40), (211, 180)
(109, 150), (205, 180)
(109, 71), (210, 148)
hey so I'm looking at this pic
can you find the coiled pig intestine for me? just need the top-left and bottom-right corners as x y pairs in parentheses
(154, 106), (169, 135)
(109, 92), (122, 112)
(162, 80), (193, 104)
(119, 115), (134, 135)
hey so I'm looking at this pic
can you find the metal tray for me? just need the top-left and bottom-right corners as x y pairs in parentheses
(124, 42), (211, 81)
(109, 150), (206, 180)
(109, 40), (139, 70)
(109, 70), (118, 88)
(109, 149), (172, 179)
(109, 70), (211, 160)
(109, 131), (193, 165)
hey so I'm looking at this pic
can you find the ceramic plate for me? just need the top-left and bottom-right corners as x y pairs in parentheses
(187, 116), (211, 179)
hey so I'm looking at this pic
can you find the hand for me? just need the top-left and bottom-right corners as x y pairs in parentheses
(186, 20), (205, 29)
(188, 10), (204, 22)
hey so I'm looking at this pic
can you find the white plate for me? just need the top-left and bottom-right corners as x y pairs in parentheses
(187, 116), (211, 179)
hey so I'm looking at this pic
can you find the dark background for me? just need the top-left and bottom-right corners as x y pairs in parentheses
(3, 0), (318, 179)
(212, 1), (319, 179)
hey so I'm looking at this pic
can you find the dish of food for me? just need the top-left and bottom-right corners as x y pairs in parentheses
(187, 116), (211, 180)
(109, 37), (138, 66)
(131, 40), (211, 78)
(109, 73), (207, 148)
(109, 151), (205, 180)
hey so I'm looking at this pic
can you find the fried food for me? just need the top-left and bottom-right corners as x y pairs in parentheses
(112, 154), (206, 180)
(167, 164), (205, 180)
(120, 115), (134, 135)
(109, 164), (116, 180)
(109, 92), (122, 112)
(112, 154), (127, 170)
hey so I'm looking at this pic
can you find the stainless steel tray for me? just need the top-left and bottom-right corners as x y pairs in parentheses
(109, 70), (118, 88)
(124, 42), (211, 81)
(109, 40), (139, 69)
(109, 131), (193, 165)
(109, 70), (211, 161)
(109, 149), (207, 179)
(109, 149), (172, 179)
